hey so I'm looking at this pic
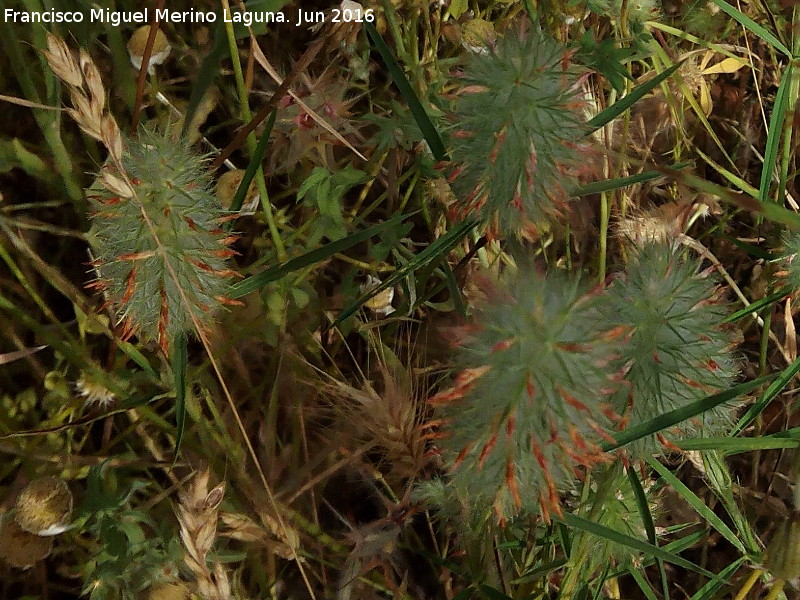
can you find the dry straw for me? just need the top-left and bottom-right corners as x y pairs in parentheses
(43, 34), (124, 164)
(175, 469), (232, 600)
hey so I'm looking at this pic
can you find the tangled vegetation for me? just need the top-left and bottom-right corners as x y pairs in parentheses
(4, 1), (800, 599)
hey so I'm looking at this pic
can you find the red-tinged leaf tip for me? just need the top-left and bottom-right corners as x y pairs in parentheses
(495, 505), (507, 528)
(506, 414), (516, 439)
(656, 433), (683, 453)
(555, 342), (586, 353)
(601, 325), (629, 341)
(214, 268), (244, 279)
(558, 387), (589, 413)
(428, 388), (462, 405)
(191, 259), (214, 272)
(447, 165), (465, 184)
(219, 235), (240, 246)
(210, 249), (240, 259)
(491, 338), (515, 353)
(488, 127), (507, 166)
(531, 440), (547, 469)
(539, 498), (551, 525)
(158, 287), (169, 353)
(505, 457), (521, 508)
(215, 295), (246, 307)
(118, 317), (136, 342)
(478, 433), (498, 469)
(118, 250), (156, 262)
(121, 267), (137, 305)
(452, 442), (474, 469)
(526, 374), (536, 400)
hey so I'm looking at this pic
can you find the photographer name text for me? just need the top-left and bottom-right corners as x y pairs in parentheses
(4, 7), (376, 27)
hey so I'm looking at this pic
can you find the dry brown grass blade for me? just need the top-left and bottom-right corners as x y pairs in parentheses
(0, 94), (62, 110)
(0, 346), (47, 366)
(785, 297), (797, 363)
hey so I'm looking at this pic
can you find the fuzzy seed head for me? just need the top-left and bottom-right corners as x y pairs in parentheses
(764, 512), (800, 581)
(0, 516), (53, 569)
(76, 372), (116, 409)
(14, 477), (73, 536)
(127, 26), (171, 72)
(782, 232), (800, 291)
(431, 269), (624, 523)
(215, 169), (259, 211)
(86, 129), (238, 352)
(449, 27), (591, 238)
(605, 243), (738, 456)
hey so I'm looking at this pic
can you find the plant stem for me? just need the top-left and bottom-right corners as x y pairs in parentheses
(220, 0), (286, 260)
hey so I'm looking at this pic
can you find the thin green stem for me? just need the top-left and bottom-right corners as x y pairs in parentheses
(220, 0), (285, 260)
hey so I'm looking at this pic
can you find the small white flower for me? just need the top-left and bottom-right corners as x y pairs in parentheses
(75, 373), (116, 409)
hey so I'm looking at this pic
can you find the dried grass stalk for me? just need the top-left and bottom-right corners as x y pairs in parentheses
(175, 470), (232, 600)
(42, 34), (123, 160)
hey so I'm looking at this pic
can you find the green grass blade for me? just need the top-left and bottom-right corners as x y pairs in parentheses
(628, 568), (660, 600)
(733, 355), (800, 435)
(759, 63), (793, 204)
(723, 288), (790, 323)
(627, 466), (670, 600)
(689, 557), (745, 600)
(442, 261), (467, 318)
(365, 22), (446, 160)
(654, 163), (800, 229)
(645, 457), (746, 554)
(575, 162), (691, 196)
(603, 375), (772, 451)
(700, 450), (760, 554)
(709, 0), (792, 56)
(693, 147), (759, 198)
(588, 61), (684, 130)
(722, 235), (777, 261)
(181, 21), (228, 140)
(606, 531), (707, 580)
(478, 585), (513, 600)
(117, 340), (159, 379)
(230, 110), (276, 213)
(678, 436), (799, 452)
(558, 513), (715, 578)
(511, 559), (568, 585)
(229, 214), (411, 298)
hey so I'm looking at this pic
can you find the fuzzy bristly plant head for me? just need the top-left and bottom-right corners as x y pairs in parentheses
(447, 26), (592, 239)
(428, 268), (626, 525)
(605, 242), (739, 456)
(86, 128), (241, 353)
(781, 232), (800, 291)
